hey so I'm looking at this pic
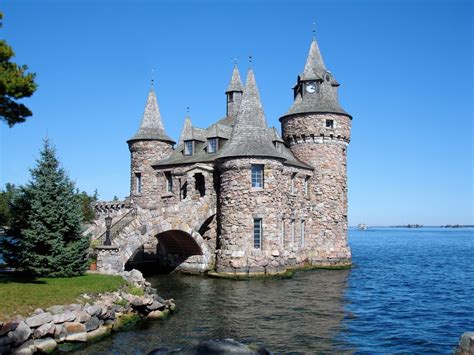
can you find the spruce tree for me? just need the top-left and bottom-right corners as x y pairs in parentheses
(16, 139), (89, 277)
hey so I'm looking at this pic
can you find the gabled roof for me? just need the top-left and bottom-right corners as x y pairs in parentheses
(226, 65), (244, 93)
(128, 88), (175, 144)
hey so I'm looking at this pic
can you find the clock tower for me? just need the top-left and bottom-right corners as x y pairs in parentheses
(280, 37), (353, 266)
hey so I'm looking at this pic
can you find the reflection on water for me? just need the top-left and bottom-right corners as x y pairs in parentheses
(77, 270), (351, 354)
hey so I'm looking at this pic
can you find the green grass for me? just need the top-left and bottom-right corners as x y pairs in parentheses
(0, 273), (125, 321)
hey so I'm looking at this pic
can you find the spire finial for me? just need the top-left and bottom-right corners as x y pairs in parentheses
(186, 106), (190, 116)
(232, 56), (238, 66)
(151, 68), (155, 88)
(248, 55), (253, 67)
(312, 21), (316, 39)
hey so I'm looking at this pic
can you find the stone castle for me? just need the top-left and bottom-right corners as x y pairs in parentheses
(93, 36), (352, 277)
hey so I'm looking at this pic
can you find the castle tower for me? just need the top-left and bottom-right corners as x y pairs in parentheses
(127, 87), (175, 208)
(280, 37), (352, 266)
(217, 68), (288, 275)
(225, 64), (244, 117)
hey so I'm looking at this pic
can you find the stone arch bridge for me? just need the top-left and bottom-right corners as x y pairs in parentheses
(93, 195), (217, 275)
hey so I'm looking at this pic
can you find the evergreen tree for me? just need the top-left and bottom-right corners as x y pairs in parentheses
(9, 139), (89, 276)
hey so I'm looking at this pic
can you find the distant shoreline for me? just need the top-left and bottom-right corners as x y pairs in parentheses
(349, 225), (474, 229)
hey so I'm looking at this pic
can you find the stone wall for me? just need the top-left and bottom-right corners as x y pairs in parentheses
(216, 158), (315, 275)
(281, 112), (352, 264)
(128, 140), (173, 209)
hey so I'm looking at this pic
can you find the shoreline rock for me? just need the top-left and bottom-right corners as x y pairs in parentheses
(0, 269), (175, 354)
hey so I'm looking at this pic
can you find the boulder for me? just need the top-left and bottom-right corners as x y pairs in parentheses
(85, 316), (103, 332)
(147, 310), (165, 320)
(52, 310), (76, 324)
(86, 325), (111, 341)
(0, 322), (16, 336)
(45, 305), (64, 315)
(456, 332), (474, 355)
(73, 310), (91, 323)
(25, 312), (52, 328)
(33, 322), (55, 339)
(64, 322), (87, 342)
(12, 339), (36, 354)
(9, 321), (31, 345)
(146, 301), (165, 312)
(130, 296), (153, 307)
(34, 337), (57, 353)
(84, 305), (102, 317)
(64, 304), (82, 312)
(0, 335), (13, 346)
(53, 325), (67, 343)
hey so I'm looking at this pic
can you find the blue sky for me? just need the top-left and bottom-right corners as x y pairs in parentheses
(0, 0), (472, 226)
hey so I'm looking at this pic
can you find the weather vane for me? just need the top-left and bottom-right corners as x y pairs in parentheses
(151, 68), (155, 87)
(186, 106), (190, 115)
(248, 55), (253, 67)
(312, 21), (316, 38)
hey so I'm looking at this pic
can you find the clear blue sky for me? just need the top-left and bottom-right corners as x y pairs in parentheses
(0, 0), (472, 226)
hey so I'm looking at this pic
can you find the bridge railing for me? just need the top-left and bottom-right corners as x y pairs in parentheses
(97, 208), (137, 245)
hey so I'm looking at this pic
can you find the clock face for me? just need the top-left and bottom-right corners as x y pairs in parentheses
(305, 81), (317, 93)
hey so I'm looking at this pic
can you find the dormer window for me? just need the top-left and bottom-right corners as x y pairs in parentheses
(208, 138), (218, 154)
(184, 140), (193, 155)
(228, 92), (234, 103)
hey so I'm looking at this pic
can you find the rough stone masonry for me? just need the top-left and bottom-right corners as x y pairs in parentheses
(93, 36), (353, 277)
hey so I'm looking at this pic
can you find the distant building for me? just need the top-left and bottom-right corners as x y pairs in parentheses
(94, 36), (353, 276)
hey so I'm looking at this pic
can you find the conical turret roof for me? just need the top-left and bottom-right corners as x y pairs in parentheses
(219, 68), (285, 160)
(128, 88), (175, 144)
(281, 37), (351, 119)
(178, 115), (193, 144)
(300, 38), (327, 81)
(226, 64), (244, 93)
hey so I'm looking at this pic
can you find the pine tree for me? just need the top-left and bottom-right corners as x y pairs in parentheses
(13, 139), (89, 276)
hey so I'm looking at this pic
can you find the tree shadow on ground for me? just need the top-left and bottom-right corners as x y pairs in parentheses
(0, 271), (46, 284)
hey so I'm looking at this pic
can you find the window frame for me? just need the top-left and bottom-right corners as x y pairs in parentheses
(207, 137), (218, 154)
(251, 164), (264, 189)
(253, 218), (262, 249)
(301, 220), (305, 247)
(135, 172), (142, 194)
(184, 140), (194, 155)
(165, 171), (173, 193)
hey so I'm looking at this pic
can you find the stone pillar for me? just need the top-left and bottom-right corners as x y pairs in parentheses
(96, 246), (123, 274)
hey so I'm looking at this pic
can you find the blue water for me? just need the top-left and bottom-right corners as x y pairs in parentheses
(78, 227), (473, 354)
(340, 227), (474, 353)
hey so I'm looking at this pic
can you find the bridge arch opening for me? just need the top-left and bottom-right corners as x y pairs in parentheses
(125, 229), (204, 275)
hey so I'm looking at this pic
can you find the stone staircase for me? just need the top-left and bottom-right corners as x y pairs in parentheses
(98, 208), (137, 244)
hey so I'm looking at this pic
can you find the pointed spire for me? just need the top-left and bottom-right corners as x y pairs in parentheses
(300, 38), (327, 80)
(128, 88), (175, 144)
(179, 111), (193, 144)
(219, 68), (284, 160)
(226, 64), (244, 93)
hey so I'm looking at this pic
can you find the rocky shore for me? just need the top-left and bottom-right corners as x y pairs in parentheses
(0, 270), (175, 354)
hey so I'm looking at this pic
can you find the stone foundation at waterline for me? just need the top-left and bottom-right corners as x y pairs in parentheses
(0, 271), (175, 354)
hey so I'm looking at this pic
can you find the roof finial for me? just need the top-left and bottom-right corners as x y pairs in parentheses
(232, 56), (239, 66)
(186, 106), (190, 116)
(151, 68), (155, 88)
(312, 21), (316, 39)
(248, 55), (253, 68)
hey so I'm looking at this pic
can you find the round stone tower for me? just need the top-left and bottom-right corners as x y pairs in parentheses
(127, 87), (175, 209)
(280, 38), (352, 266)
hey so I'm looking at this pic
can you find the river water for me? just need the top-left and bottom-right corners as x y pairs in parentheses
(78, 227), (473, 354)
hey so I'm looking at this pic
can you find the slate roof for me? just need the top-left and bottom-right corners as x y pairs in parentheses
(226, 65), (244, 93)
(152, 67), (311, 170)
(281, 38), (351, 119)
(128, 88), (175, 144)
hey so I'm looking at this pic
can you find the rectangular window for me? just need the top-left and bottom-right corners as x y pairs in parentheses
(228, 92), (234, 103)
(253, 218), (262, 249)
(291, 173), (296, 194)
(135, 173), (142, 194)
(184, 140), (193, 155)
(280, 219), (285, 247)
(165, 171), (173, 193)
(326, 119), (334, 128)
(251, 164), (264, 188)
(207, 138), (218, 153)
(291, 219), (295, 245)
(301, 220), (305, 247)
(304, 176), (309, 197)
